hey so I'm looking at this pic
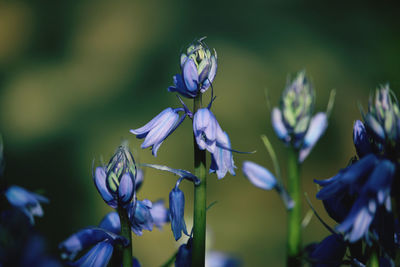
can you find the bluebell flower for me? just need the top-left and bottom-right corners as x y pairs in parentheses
(242, 161), (294, 209)
(169, 187), (188, 241)
(271, 71), (331, 162)
(316, 155), (395, 242)
(175, 238), (192, 267)
(193, 108), (223, 154)
(128, 199), (154, 236)
(242, 161), (277, 190)
(59, 227), (128, 266)
(168, 37), (217, 98)
(130, 107), (186, 156)
(93, 144), (137, 208)
(5, 185), (49, 225)
(150, 200), (170, 229)
(309, 234), (347, 267)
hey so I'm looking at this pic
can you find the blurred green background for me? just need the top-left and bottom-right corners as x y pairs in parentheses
(0, 0), (399, 266)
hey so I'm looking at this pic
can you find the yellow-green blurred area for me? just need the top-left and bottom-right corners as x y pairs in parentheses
(0, 0), (399, 266)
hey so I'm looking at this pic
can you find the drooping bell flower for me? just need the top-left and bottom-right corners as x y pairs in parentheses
(193, 108), (223, 154)
(169, 186), (188, 241)
(130, 107), (186, 156)
(272, 71), (331, 162)
(128, 199), (154, 236)
(242, 161), (294, 210)
(309, 234), (347, 267)
(5, 185), (49, 225)
(59, 213), (129, 267)
(315, 155), (395, 242)
(93, 144), (136, 208)
(168, 37), (217, 98)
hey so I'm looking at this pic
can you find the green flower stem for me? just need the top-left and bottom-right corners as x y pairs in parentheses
(287, 148), (302, 267)
(192, 94), (207, 267)
(117, 205), (133, 267)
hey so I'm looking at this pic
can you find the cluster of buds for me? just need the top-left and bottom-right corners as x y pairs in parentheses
(360, 85), (400, 157)
(272, 71), (329, 162)
(93, 144), (137, 208)
(168, 37), (217, 98)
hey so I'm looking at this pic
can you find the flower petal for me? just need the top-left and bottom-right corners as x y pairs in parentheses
(182, 58), (199, 92)
(271, 108), (290, 142)
(118, 173), (134, 206)
(242, 161), (277, 190)
(71, 240), (113, 267)
(299, 112), (328, 162)
(169, 187), (188, 241)
(93, 167), (116, 208)
(130, 108), (174, 137)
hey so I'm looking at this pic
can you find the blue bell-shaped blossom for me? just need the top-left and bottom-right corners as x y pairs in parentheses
(59, 226), (128, 266)
(242, 161), (277, 190)
(93, 144), (136, 208)
(5, 185), (49, 225)
(175, 238), (192, 267)
(128, 199), (154, 236)
(168, 37), (217, 98)
(130, 107), (186, 156)
(193, 108), (223, 153)
(309, 234), (347, 267)
(242, 161), (294, 209)
(169, 186), (188, 241)
(315, 155), (396, 242)
(272, 71), (331, 162)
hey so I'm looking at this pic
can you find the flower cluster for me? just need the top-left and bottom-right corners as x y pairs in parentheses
(131, 38), (240, 180)
(312, 85), (400, 265)
(168, 37), (217, 98)
(272, 71), (331, 162)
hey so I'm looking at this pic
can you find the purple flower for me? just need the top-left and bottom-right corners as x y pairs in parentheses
(193, 108), (223, 154)
(5, 185), (49, 225)
(168, 37), (217, 98)
(309, 234), (346, 267)
(242, 161), (293, 210)
(130, 107), (186, 156)
(59, 227), (128, 266)
(169, 187), (188, 241)
(315, 155), (395, 242)
(242, 161), (276, 190)
(128, 199), (154, 236)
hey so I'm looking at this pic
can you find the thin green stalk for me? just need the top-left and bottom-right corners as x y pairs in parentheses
(287, 148), (302, 267)
(192, 94), (207, 267)
(117, 205), (133, 267)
